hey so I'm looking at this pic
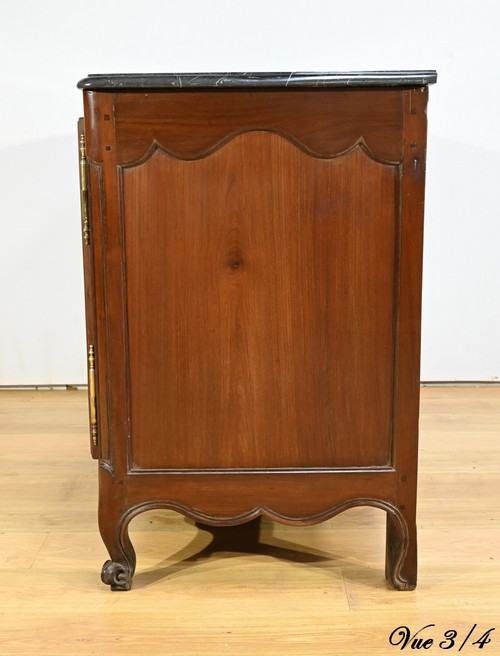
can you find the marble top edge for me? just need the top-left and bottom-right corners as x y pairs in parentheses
(77, 71), (437, 90)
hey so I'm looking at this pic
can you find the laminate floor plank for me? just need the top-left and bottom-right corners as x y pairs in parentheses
(0, 388), (499, 655)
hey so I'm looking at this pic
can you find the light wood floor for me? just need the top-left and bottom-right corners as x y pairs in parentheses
(0, 387), (499, 655)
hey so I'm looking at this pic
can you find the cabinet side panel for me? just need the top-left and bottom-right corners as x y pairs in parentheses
(122, 132), (398, 469)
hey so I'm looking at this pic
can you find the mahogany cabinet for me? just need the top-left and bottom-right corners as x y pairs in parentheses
(77, 71), (436, 591)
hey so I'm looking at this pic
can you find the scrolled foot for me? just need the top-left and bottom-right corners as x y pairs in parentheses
(386, 568), (416, 591)
(101, 559), (133, 591)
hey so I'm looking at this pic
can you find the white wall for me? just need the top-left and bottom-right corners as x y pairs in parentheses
(1, 0), (499, 384)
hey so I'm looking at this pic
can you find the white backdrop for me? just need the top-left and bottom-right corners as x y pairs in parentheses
(1, 0), (499, 384)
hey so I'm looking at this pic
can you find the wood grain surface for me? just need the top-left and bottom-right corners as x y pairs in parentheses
(110, 88), (404, 164)
(122, 135), (397, 470)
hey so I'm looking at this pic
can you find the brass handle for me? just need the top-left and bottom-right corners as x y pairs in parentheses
(79, 133), (90, 245)
(88, 345), (97, 446)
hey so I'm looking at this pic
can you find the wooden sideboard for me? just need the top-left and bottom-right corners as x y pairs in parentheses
(77, 71), (436, 591)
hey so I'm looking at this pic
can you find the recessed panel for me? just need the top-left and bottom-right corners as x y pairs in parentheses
(122, 133), (398, 470)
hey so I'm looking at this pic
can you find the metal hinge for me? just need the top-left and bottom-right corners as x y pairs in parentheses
(79, 133), (90, 245)
(88, 345), (98, 446)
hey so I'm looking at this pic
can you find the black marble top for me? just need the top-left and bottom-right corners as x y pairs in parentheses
(77, 71), (437, 90)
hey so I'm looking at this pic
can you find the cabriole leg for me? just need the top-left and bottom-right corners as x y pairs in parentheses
(98, 489), (136, 591)
(385, 507), (417, 591)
